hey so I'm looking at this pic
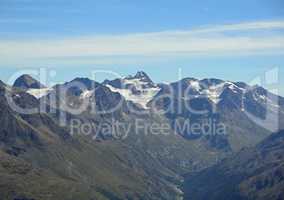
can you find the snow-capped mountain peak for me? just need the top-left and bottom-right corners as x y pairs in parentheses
(104, 72), (160, 109)
(12, 74), (54, 99)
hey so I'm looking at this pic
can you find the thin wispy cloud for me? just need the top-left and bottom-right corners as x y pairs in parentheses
(0, 20), (284, 66)
(144, 20), (284, 36)
(192, 20), (284, 33)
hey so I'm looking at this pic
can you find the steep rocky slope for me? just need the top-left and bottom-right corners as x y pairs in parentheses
(183, 130), (284, 200)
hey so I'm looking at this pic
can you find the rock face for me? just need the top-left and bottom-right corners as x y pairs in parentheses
(13, 74), (46, 89)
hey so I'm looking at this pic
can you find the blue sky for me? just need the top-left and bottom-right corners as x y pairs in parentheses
(0, 0), (284, 94)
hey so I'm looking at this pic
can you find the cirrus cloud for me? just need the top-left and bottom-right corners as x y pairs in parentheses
(1, 20), (284, 66)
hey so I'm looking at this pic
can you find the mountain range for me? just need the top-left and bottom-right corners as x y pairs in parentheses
(0, 71), (283, 200)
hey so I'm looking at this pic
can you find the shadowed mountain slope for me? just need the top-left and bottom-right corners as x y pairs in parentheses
(183, 130), (284, 200)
